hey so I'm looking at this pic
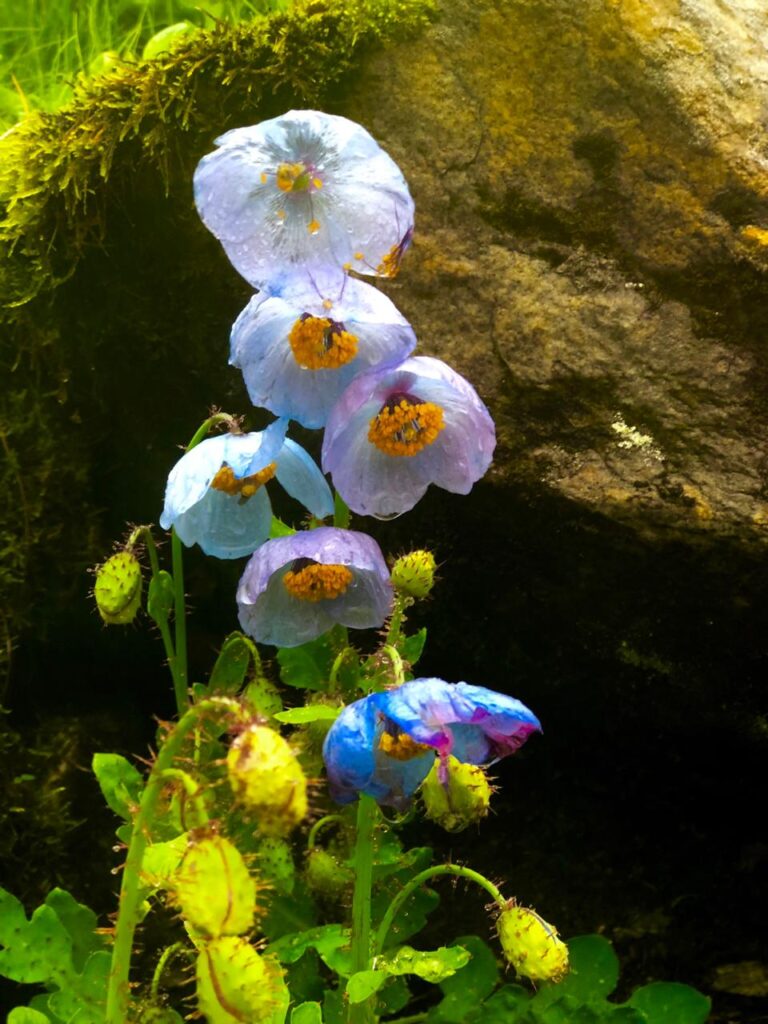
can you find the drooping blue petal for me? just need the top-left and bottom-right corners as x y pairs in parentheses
(274, 439), (334, 520)
(237, 527), (392, 647)
(194, 110), (414, 288)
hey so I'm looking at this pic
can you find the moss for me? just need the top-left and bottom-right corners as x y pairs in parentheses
(0, 0), (435, 679)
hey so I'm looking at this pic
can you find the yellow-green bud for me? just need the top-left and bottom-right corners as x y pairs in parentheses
(390, 550), (437, 599)
(172, 835), (256, 938)
(497, 903), (569, 983)
(94, 550), (142, 624)
(305, 847), (352, 899)
(196, 937), (285, 1024)
(227, 725), (308, 836)
(420, 755), (492, 832)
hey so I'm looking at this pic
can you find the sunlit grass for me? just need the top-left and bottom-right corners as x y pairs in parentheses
(0, 0), (289, 127)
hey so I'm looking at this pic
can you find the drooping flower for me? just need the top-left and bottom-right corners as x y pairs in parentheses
(323, 678), (540, 808)
(194, 109), (414, 288)
(236, 527), (393, 647)
(230, 267), (417, 429)
(159, 420), (333, 559)
(322, 357), (496, 518)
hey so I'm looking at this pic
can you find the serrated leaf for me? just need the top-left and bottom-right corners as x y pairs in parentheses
(0, 888), (27, 945)
(243, 676), (283, 718)
(43, 890), (105, 971)
(92, 753), (143, 820)
(268, 924), (350, 968)
(140, 833), (188, 885)
(0, 903), (72, 984)
(274, 706), (340, 725)
(347, 970), (387, 1003)
(536, 935), (619, 1008)
(291, 1002), (323, 1024)
(208, 633), (252, 694)
(627, 982), (710, 1024)
(381, 944), (471, 983)
(147, 570), (175, 624)
(432, 936), (500, 1022)
(400, 628), (427, 667)
(47, 950), (110, 1024)
(277, 636), (334, 690)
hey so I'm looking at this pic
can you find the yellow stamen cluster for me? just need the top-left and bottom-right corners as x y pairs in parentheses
(368, 399), (444, 457)
(283, 562), (354, 602)
(379, 731), (433, 761)
(276, 162), (310, 192)
(210, 461), (277, 502)
(376, 242), (405, 278)
(288, 316), (358, 370)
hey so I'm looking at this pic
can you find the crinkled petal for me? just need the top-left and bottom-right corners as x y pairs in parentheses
(237, 527), (392, 647)
(274, 439), (334, 519)
(194, 110), (414, 287)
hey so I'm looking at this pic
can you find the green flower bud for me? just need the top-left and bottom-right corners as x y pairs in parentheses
(497, 903), (569, 983)
(304, 847), (352, 899)
(94, 550), (142, 625)
(196, 937), (285, 1024)
(420, 754), (492, 832)
(227, 725), (308, 836)
(172, 835), (256, 938)
(390, 549), (437, 599)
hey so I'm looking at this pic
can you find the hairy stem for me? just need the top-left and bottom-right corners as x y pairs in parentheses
(347, 794), (378, 1024)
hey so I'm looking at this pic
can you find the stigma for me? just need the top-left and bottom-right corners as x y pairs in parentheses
(368, 393), (444, 456)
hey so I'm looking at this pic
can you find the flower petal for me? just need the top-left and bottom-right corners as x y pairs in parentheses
(275, 439), (334, 520)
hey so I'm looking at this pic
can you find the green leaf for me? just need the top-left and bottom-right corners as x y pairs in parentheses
(627, 982), (710, 1024)
(141, 834), (188, 884)
(373, 851), (438, 947)
(0, 900), (72, 984)
(432, 936), (500, 1022)
(208, 632), (254, 694)
(147, 570), (175, 624)
(346, 970), (387, 1003)
(271, 515), (296, 538)
(380, 944), (471, 983)
(47, 950), (110, 1024)
(478, 982), (531, 1023)
(262, 880), (318, 943)
(92, 753), (143, 820)
(536, 935), (619, 1008)
(243, 676), (283, 718)
(400, 627), (427, 667)
(268, 924), (350, 968)
(43, 890), (105, 971)
(376, 976), (411, 1016)
(274, 706), (340, 725)
(277, 636), (334, 690)
(7, 1009), (52, 1023)
(291, 1003), (323, 1024)
(322, 987), (345, 1024)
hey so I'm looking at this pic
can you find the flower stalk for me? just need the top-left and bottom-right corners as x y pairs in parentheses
(347, 794), (379, 1024)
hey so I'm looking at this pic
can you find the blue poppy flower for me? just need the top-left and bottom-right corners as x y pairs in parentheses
(159, 420), (333, 559)
(236, 527), (393, 647)
(230, 266), (417, 429)
(321, 357), (496, 519)
(194, 109), (414, 288)
(323, 678), (541, 808)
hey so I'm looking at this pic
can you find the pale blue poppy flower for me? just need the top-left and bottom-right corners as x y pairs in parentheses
(194, 109), (414, 288)
(230, 266), (417, 429)
(323, 678), (541, 807)
(159, 420), (333, 558)
(236, 527), (392, 647)
(322, 356), (496, 519)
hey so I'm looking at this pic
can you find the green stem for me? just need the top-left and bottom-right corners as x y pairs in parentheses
(385, 1016), (428, 1024)
(386, 594), (413, 646)
(158, 768), (209, 827)
(150, 941), (186, 1002)
(105, 698), (243, 1024)
(185, 412), (238, 452)
(307, 813), (345, 850)
(334, 491), (350, 529)
(380, 645), (404, 686)
(171, 527), (188, 714)
(374, 865), (506, 955)
(347, 795), (378, 1024)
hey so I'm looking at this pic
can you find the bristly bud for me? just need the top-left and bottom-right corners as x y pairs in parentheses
(497, 902), (569, 983)
(172, 835), (256, 938)
(196, 936), (286, 1024)
(94, 550), (142, 624)
(304, 847), (352, 899)
(227, 724), (308, 835)
(390, 549), (436, 599)
(420, 754), (492, 832)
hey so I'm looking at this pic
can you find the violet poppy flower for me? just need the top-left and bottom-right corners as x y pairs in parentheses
(159, 420), (333, 559)
(322, 357), (496, 518)
(194, 109), (414, 288)
(230, 266), (416, 429)
(236, 527), (392, 647)
(323, 678), (540, 807)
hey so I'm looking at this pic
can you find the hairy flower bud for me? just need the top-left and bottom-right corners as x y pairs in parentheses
(94, 550), (142, 624)
(420, 754), (491, 832)
(227, 725), (308, 835)
(196, 937), (286, 1024)
(172, 835), (256, 938)
(497, 903), (569, 983)
(305, 847), (352, 899)
(390, 549), (437, 599)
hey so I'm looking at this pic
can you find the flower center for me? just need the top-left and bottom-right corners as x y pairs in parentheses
(210, 461), (277, 504)
(379, 730), (433, 761)
(368, 393), (445, 457)
(283, 559), (354, 602)
(288, 314), (359, 370)
(276, 162), (312, 192)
